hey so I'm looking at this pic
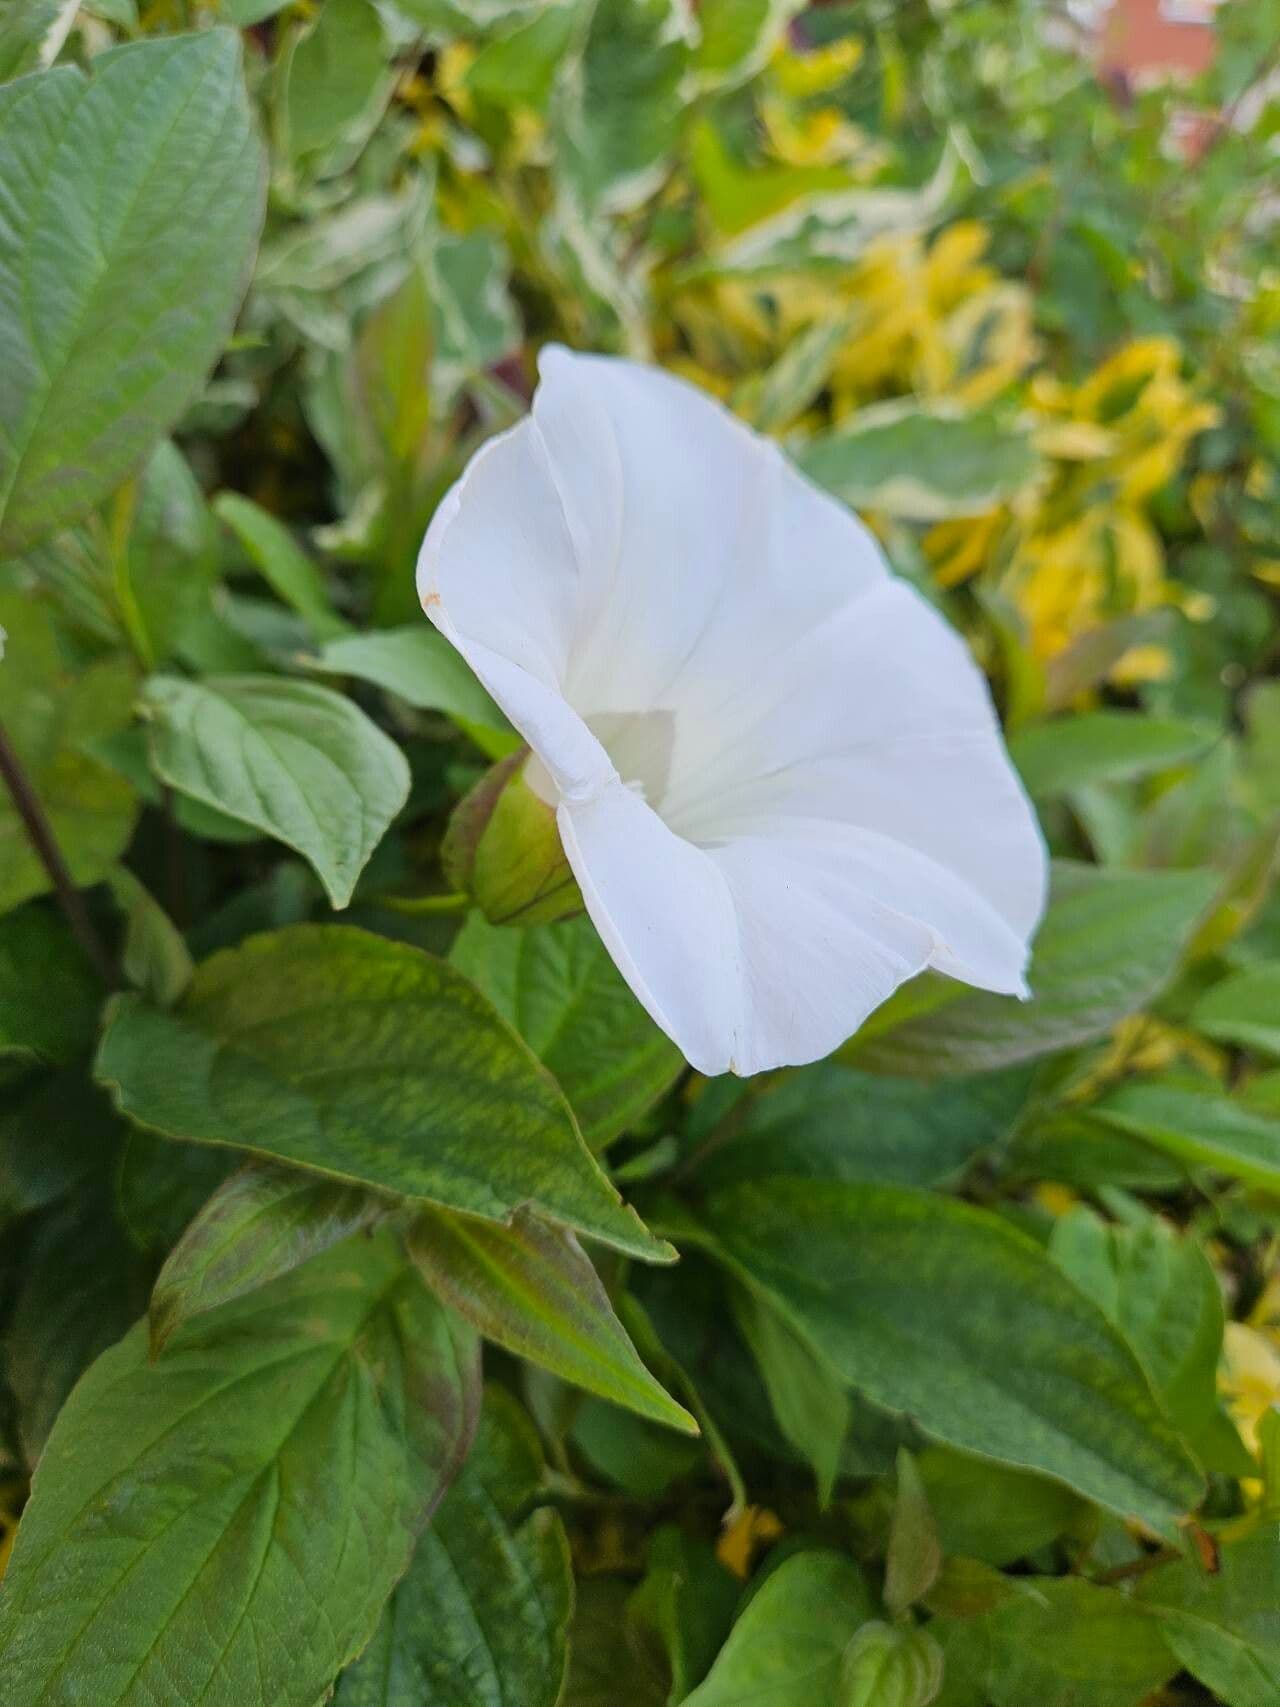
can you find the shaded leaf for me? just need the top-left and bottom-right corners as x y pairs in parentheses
(0, 592), (138, 913)
(730, 1283), (850, 1507)
(916, 1446), (1084, 1569)
(107, 868), (192, 1008)
(695, 1061), (1031, 1191)
(626, 1525), (740, 1702)
(0, 904), (99, 1067)
(884, 1449), (942, 1617)
(853, 863), (1217, 1076)
(452, 912), (683, 1149)
(0, 1235), (480, 1707)
(1138, 1523), (1280, 1705)
(150, 1161), (380, 1354)
(697, 1179), (1203, 1532)
(213, 491), (350, 642)
(563, 1578), (668, 1707)
(1050, 1204), (1249, 1473)
(1194, 961), (1280, 1057)
(682, 1551), (877, 1707)
(933, 1577), (1176, 1707)
(1090, 1080), (1280, 1194)
(4, 1194), (148, 1466)
(1009, 710), (1216, 798)
(333, 1385), (572, 1707)
(410, 1203), (695, 1430)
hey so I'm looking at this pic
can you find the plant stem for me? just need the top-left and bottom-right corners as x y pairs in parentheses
(378, 890), (472, 917)
(0, 718), (115, 986)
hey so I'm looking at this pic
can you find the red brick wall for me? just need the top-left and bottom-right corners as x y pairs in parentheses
(1098, 0), (1218, 81)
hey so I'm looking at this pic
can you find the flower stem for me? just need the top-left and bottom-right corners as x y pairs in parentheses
(0, 718), (115, 986)
(378, 890), (472, 917)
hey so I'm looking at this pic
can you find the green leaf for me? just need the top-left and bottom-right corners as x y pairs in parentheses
(225, 0), (290, 21)
(0, 1235), (480, 1707)
(1050, 1204), (1249, 1473)
(1090, 1080), (1280, 1194)
(466, 4), (580, 112)
(799, 401), (1041, 522)
(409, 1203), (695, 1430)
(95, 923), (669, 1261)
(0, 904), (100, 1066)
(563, 1579), (667, 1707)
(1138, 1522), (1280, 1704)
(853, 862), (1217, 1076)
(432, 230), (521, 400)
(695, 1062), (1032, 1191)
(116, 440), (220, 668)
(570, 1393), (704, 1496)
(933, 1577), (1176, 1707)
(730, 1283), (850, 1507)
(213, 491), (350, 643)
(116, 1127), (239, 1254)
(0, 30), (266, 554)
(107, 867), (193, 1008)
(0, 592), (138, 914)
(697, 1179), (1203, 1532)
(0, 1073), (112, 1221)
(333, 1385), (572, 1707)
(451, 912), (684, 1150)
(283, 0), (394, 176)
(695, 139), (956, 274)
(626, 1526), (740, 1701)
(317, 624), (512, 744)
(1194, 961), (1280, 1057)
(150, 1161), (380, 1354)
(884, 1449), (942, 1617)
(695, 0), (804, 91)
(141, 674), (409, 908)
(682, 1551), (878, 1707)
(1009, 711), (1216, 798)
(740, 309), (860, 433)
(839, 1622), (944, 1707)
(915, 1446), (1085, 1568)
(5, 1192), (148, 1465)
(553, 0), (691, 213)
(0, 2), (76, 83)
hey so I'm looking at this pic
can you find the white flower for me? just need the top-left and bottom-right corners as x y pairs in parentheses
(418, 348), (1047, 1076)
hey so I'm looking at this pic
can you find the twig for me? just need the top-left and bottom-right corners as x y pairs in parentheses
(0, 718), (115, 986)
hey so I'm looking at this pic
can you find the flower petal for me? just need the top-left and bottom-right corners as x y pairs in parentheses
(557, 780), (741, 1076)
(419, 348), (1047, 1075)
(666, 579), (1047, 953)
(532, 346), (888, 725)
(416, 416), (612, 800)
(557, 788), (950, 1077)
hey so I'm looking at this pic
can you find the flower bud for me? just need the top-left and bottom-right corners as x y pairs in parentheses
(838, 1622), (943, 1707)
(442, 748), (582, 926)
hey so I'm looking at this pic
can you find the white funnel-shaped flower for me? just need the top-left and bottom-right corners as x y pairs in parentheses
(418, 348), (1047, 1076)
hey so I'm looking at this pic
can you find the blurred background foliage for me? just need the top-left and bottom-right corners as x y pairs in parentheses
(1, 0), (1280, 1702)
